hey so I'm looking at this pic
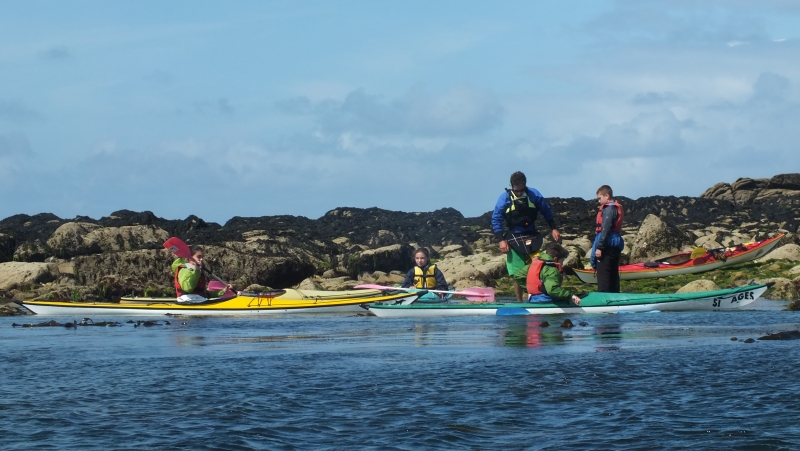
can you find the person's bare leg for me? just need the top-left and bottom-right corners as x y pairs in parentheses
(514, 281), (523, 302)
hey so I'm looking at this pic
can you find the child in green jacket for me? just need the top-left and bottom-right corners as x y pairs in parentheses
(515, 242), (581, 305)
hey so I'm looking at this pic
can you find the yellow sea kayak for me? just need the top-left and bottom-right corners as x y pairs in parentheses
(20, 289), (421, 316)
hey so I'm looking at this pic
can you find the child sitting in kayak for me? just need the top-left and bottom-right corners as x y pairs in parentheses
(401, 247), (450, 300)
(521, 242), (581, 305)
(171, 246), (230, 303)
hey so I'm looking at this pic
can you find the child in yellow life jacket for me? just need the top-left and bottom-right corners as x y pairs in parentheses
(400, 247), (449, 291)
(523, 242), (581, 305)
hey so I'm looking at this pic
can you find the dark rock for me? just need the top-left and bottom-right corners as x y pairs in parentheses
(744, 338), (756, 343)
(732, 177), (770, 192)
(757, 330), (800, 340)
(701, 183), (733, 201)
(539, 321), (550, 327)
(343, 244), (414, 278)
(0, 213), (65, 248)
(0, 233), (14, 263)
(560, 319), (574, 328)
(769, 173), (800, 191)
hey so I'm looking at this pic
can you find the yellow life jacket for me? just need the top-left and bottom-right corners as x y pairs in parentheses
(413, 265), (438, 289)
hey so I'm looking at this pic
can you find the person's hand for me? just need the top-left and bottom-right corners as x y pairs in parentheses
(595, 249), (602, 258)
(551, 229), (561, 243)
(226, 284), (233, 291)
(571, 295), (581, 305)
(499, 240), (509, 253)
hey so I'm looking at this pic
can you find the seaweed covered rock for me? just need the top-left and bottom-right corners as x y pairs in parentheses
(753, 278), (795, 300)
(47, 222), (172, 258)
(0, 233), (14, 263)
(343, 244), (414, 278)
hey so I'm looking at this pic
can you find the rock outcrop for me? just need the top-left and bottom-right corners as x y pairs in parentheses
(0, 262), (57, 290)
(676, 279), (721, 293)
(701, 173), (800, 205)
(2, 173), (800, 307)
(628, 215), (695, 262)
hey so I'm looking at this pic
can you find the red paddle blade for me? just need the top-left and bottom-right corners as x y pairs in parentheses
(354, 284), (397, 290)
(208, 280), (226, 291)
(458, 287), (495, 302)
(163, 237), (192, 259)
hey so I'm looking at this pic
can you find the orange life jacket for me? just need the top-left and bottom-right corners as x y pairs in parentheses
(595, 201), (624, 233)
(174, 265), (207, 296)
(526, 258), (563, 295)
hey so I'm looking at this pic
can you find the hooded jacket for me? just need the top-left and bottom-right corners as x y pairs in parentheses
(524, 251), (574, 302)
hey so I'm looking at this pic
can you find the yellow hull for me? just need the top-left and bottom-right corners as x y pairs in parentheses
(21, 289), (418, 316)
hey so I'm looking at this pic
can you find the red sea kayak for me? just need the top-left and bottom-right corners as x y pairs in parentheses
(573, 233), (784, 284)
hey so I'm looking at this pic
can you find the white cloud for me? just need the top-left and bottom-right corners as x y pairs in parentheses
(281, 85), (503, 141)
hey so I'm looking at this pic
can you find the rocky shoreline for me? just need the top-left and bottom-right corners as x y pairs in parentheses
(2, 173), (800, 315)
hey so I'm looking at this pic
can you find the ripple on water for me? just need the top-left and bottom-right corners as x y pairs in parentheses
(2, 307), (800, 450)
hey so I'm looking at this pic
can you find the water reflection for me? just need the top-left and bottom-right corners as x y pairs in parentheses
(500, 318), (564, 348)
(496, 319), (628, 350)
(595, 324), (621, 352)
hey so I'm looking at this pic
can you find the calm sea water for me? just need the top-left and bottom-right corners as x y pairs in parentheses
(2, 299), (800, 450)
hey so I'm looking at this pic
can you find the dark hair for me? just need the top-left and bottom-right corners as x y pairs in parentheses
(413, 247), (430, 260)
(545, 242), (569, 260)
(596, 185), (614, 198)
(189, 245), (204, 255)
(510, 171), (526, 186)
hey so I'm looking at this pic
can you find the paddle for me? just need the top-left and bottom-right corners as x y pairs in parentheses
(163, 237), (231, 287)
(689, 247), (708, 259)
(354, 284), (495, 302)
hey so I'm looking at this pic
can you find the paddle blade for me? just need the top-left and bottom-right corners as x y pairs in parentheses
(354, 284), (398, 290)
(458, 287), (495, 302)
(164, 237), (192, 259)
(208, 280), (226, 291)
(690, 247), (707, 259)
(496, 307), (530, 316)
(353, 283), (408, 291)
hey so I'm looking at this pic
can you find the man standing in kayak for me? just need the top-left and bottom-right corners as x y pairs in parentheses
(492, 171), (561, 302)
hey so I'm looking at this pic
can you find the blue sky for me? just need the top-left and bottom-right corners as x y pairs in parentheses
(2, 1), (799, 223)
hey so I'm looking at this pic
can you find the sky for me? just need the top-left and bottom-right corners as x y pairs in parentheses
(2, 0), (799, 223)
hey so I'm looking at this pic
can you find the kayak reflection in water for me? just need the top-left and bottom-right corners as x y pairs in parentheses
(501, 318), (565, 348)
(171, 246), (231, 303)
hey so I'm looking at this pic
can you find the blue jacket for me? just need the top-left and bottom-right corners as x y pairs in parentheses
(589, 202), (624, 269)
(491, 187), (556, 240)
